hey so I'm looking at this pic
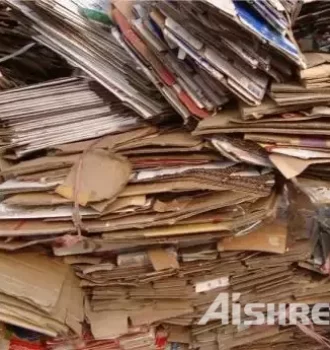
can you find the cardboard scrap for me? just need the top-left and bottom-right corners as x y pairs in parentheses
(0, 251), (83, 337)
(148, 248), (179, 271)
(217, 221), (288, 254)
(56, 150), (132, 206)
(85, 301), (128, 340)
(0, 1), (330, 349)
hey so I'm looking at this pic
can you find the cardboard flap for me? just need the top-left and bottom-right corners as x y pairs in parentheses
(148, 248), (179, 271)
(56, 150), (131, 205)
(217, 221), (287, 254)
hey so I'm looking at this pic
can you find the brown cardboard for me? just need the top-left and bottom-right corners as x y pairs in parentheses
(93, 195), (147, 214)
(0, 155), (78, 178)
(3, 193), (71, 206)
(0, 312), (58, 337)
(196, 108), (239, 131)
(270, 153), (330, 178)
(129, 302), (193, 326)
(305, 52), (330, 68)
(239, 98), (312, 120)
(85, 300), (129, 340)
(0, 220), (75, 237)
(15, 168), (69, 183)
(116, 131), (203, 151)
(168, 325), (192, 344)
(0, 237), (57, 251)
(218, 221), (287, 254)
(0, 252), (68, 312)
(56, 150), (131, 205)
(53, 126), (158, 154)
(148, 248), (179, 271)
(300, 53), (330, 82)
(0, 293), (68, 335)
(119, 179), (230, 197)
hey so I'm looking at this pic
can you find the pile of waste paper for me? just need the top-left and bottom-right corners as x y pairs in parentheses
(0, 1), (330, 350)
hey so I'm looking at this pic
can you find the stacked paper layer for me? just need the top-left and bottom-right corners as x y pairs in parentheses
(106, 0), (306, 121)
(5, 0), (174, 120)
(0, 251), (83, 338)
(0, 1), (330, 350)
(0, 111), (275, 244)
(0, 77), (142, 157)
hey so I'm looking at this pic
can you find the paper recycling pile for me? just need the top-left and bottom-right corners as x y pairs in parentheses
(1, 1), (330, 350)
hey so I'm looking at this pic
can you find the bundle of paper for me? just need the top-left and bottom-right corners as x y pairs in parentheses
(0, 121), (275, 245)
(107, 0), (304, 121)
(270, 82), (330, 106)
(0, 251), (83, 338)
(162, 237), (330, 350)
(56, 218), (330, 349)
(239, 118), (330, 180)
(4, 0), (173, 121)
(299, 52), (330, 88)
(0, 1), (329, 348)
(268, 53), (330, 106)
(192, 96), (330, 182)
(51, 221), (286, 339)
(0, 3), (71, 90)
(0, 76), (142, 158)
(188, 324), (330, 350)
(0, 111), (281, 342)
(194, 105), (330, 136)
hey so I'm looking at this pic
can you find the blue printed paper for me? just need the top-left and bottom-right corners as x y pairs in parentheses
(234, 1), (299, 59)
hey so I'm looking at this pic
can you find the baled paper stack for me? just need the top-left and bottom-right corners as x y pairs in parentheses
(0, 78), (281, 345)
(192, 50), (330, 274)
(0, 104), (275, 250)
(192, 52), (330, 182)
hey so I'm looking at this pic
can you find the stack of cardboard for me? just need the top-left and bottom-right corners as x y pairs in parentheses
(0, 110), (275, 251)
(0, 75), (280, 346)
(191, 52), (330, 276)
(52, 222), (330, 350)
(0, 251), (83, 338)
(0, 77), (142, 158)
(1, 1), (330, 350)
(4, 0), (174, 121)
(104, 0), (306, 121)
(6, 0), (307, 121)
(193, 52), (330, 181)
